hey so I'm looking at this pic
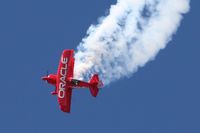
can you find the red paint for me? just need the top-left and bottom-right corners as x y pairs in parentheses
(42, 50), (103, 113)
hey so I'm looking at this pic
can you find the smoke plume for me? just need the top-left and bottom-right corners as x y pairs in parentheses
(74, 0), (190, 85)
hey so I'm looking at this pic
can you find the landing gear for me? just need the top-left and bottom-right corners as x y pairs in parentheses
(51, 91), (57, 95)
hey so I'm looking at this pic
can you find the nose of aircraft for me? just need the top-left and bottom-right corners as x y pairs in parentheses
(42, 76), (49, 81)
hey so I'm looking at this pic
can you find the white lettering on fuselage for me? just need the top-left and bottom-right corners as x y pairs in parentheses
(58, 57), (68, 98)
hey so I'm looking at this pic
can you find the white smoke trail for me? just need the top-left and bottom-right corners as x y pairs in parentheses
(74, 0), (190, 85)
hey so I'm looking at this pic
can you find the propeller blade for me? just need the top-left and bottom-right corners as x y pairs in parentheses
(46, 70), (49, 77)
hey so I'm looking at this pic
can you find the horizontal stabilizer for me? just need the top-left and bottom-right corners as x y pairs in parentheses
(89, 74), (103, 97)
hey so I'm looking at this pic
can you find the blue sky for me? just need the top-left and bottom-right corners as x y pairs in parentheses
(0, 0), (199, 133)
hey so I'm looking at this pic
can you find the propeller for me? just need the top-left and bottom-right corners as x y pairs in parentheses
(42, 70), (49, 81)
(46, 70), (49, 77)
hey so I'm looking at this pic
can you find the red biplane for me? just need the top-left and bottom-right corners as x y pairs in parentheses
(42, 49), (103, 113)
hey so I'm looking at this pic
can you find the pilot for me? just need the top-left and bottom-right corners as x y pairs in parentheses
(72, 79), (79, 86)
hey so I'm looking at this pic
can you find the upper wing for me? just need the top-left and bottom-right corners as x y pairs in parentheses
(56, 50), (74, 113)
(57, 49), (74, 79)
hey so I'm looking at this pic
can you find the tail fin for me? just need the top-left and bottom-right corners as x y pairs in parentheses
(89, 74), (103, 97)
